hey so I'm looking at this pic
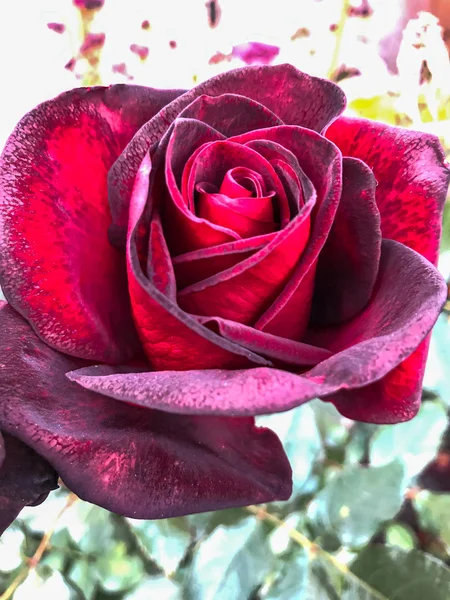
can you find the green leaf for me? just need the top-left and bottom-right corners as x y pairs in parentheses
(414, 490), (450, 547)
(264, 548), (339, 600)
(123, 576), (181, 600)
(66, 502), (115, 555)
(311, 400), (350, 449)
(349, 545), (450, 599)
(126, 517), (192, 575)
(424, 313), (450, 404)
(95, 540), (144, 593)
(384, 523), (417, 550)
(185, 516), (271, 600)
(256, 404), (323, 497)
(307, 461), (407, 547)
(370, 401), (447, 478)
(67, 560), (98, 600)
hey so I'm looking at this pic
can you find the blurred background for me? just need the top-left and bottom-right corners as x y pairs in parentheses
(0, 1), (450, 598)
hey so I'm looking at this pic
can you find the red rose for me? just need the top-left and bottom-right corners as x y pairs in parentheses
(0, 65), (448, 531)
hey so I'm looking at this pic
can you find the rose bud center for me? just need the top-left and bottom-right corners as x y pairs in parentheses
(195, 166), (278, 238)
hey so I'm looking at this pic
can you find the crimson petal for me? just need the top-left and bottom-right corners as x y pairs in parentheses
(0, 432), (58, 535)
(172, 236), (273, 289)
(311, 157), (381, 325)
(71, 240), (445, 420)
(109, 64), (345, 232)
(328, 341), (429, 424)
(0, 85), (183, 363)
(178, 93), (283, 137)
(0, 304), (292, 520)
(229, 126), (342, 339)
(127, 154), (270, 370)
(326, 116), (450, 265)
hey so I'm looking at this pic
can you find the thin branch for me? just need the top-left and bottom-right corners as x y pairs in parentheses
(328, 0), (351, 80)
(0, 493), (78, 600)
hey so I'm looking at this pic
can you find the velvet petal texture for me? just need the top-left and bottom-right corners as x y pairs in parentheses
(127, 154), (271, 371)
(0, 304), (292, 519)
(311, 157), (381, 326)
(71, 240), (446, 420)
(108, 63), (346, 232)
(325, 117), (449, 421)
(325, 116), (450, 265)
(0, 85), (184, 364)
(0, 432), (58, 535)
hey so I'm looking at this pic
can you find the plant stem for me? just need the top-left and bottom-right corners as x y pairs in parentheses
(0, 493), (78, 600)
(328, 0), (350, 80)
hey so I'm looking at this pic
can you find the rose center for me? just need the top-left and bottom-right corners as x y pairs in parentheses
(195, 166), (278, 239)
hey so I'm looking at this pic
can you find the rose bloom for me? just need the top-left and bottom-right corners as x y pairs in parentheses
(0, 65), (448, 532)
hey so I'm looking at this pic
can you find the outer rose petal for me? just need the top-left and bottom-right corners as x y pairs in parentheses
(325, 116), (450, 265)
(178, 93), (283, 137)
(0, 432), (58, 535)
(0, 304), (292, 520)
(70, 240), (446, 421)
(328, 340), (429, 424)
(311, 157), (381, 326)
(0, 85), (183, 363)
(109, 64), (346, 231)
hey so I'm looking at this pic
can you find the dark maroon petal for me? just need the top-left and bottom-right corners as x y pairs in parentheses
(244, 139), (308, 216)
(127, 154), (270, 370)
(178, 93), (283, 136)
(0, 85), (183, 363)
(327, 340), (428, 424)
(232, 42), (280, 65)
(0, 432), (58, 535)
(326, 116), (450, 265)
(228, 126), (342, 339)
(0, 304), (292, 519)
(311, 157), (381, 326)
(72, 240), (445, 419)
(199, 317), (332, 367)
(109, 64), (345, 232)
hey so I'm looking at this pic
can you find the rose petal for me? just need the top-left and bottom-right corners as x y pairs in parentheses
(325, 116), (450, 265)
(178, 93), (283, 137)
(199, 317), (332, 367)
(196, 192), (278, 238)
(72, 240), (446, 419)
(0, 432), (58, 535)
(177, 196), (313, 325)
(229, 126), (342, 339)
(311, 157), (381, 325)
(127, 153), (271, 370)
(172, 235), (273, 289)
(232, 42), (280, 65)
(164, 119), (239, 254)
(0, 85), (182, 363)
(0, 304), (292, 519)
(182, 140), (287, 240)
(327, 340), (429, 424)
(109, 64), (346, 233)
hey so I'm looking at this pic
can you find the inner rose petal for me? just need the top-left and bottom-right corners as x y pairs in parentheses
(195, 190), (278, 239)
(182, 140), (290, 237)
(219, 167), (264, 198)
